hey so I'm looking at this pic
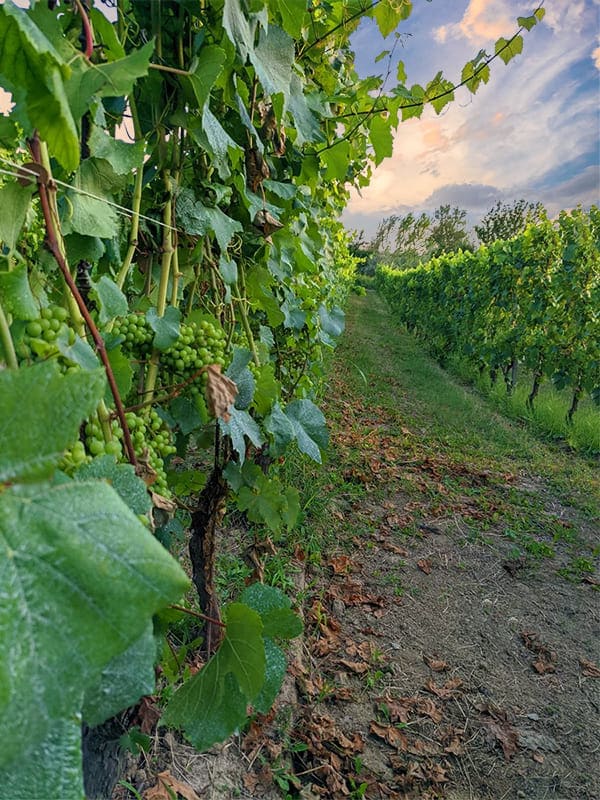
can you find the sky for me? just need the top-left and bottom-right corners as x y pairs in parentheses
(1, 0), (597, 242)
(343, 0), (600, 239)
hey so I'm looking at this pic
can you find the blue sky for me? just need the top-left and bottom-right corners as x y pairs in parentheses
(342, 0), (600, 238)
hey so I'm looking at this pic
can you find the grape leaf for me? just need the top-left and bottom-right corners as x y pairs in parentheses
(273, 0), (307, 38)
(56, 330), (100, 371)
(226, 347), (255, 409)
(177, 187), (242, 251)
(83, 623), (156, 727)
(253, 363), (279, 415)
(163, 603), (265, 751)
(1, 716), (84, 800)
(146, 306), (181, 350)
(239, 583), (302, 639)
(223, 0), (256, 62)
(369, 114), (394, 165)
(65, 161), (119, 239)
(253, 638), (286, 715)
(188, 45), (227, 110)
(0, 261), (38, 319)
(252, 23), (294, 103)
(88, 125), (145, 175)
(0, 480), (189, 768)
(219, 406), (263, 463)
(0, 362), (105, 482)
(284, 399), (328, 463)
(372, 0), (412, 38)
(169, 396), (204, 435)
(318, 303), (345, 343)
(93, 276), (128, 325)
(0, 182), (34, 252)
(75, 455), (151, 515)
(219, 255), (238, 285)
(0, 3), (79, 170)
(495, 35), (523, 65)
(265, 402), (295, 454)
(163, 665), (248, 752)
(105, 345), (134, 401)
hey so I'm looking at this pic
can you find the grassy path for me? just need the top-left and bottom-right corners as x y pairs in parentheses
(277, 293), (600, 799)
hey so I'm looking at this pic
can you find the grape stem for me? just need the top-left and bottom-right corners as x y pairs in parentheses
(28, 133), (139, 469)
(168, 603), (226, 629)
(0, 298), (18, 369)
(117, 365), (211, 415)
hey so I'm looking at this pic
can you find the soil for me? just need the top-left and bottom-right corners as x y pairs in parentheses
(116, 297), (600, 800)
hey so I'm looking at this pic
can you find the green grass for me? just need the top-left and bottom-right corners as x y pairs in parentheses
(447, 355), (600, 454)
(219, 293), (599, 596)
(320, 294), (599, 575)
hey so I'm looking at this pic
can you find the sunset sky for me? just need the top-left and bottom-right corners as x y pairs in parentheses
(344, 0), (600, 238)
(1, 0), (597, 242)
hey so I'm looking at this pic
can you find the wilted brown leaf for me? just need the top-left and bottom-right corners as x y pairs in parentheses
(521, 630), (556, 673)
(131, 696), (161, 735)
(579, 658), (600, 677)
(143, 771), (201, 800)
(329, 555), (354, 574)
(423, 655), (449, 672)
(377, 694), (443, 724)
(205, 364), (238, 422)
(338, 658), (369, 674)
(253, 209), (284, 240)
(479, 706), (519, 761)
(151, 492), (177, 513)
(424, 676), (463, 698)
(417, 559), (432, 575)
(381, 541), (409, 555)
(532, 752), (545, 763)
(369, 721), (409, 751)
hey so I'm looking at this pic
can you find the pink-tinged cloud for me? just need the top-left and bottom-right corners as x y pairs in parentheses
(433, 0), (512, 44)
(594, 45), (600, 70)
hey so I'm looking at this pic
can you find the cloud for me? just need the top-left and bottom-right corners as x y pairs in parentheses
(422, 183), (503, 211)
(433, 0), (512, 44)
(594, 44), (600, 69)
(346, 0), (599, 231)
(535, 165), (600, 212)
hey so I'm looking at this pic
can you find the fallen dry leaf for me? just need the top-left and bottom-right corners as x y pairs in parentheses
(521, 630), (556, 674)
(424, 676), (463, 698)
(417, 558), (432, 575)
(381, 541), (410, 555)
(328, 554), (354, 574)
(205, 364), (238, 422)
(479, 706), (519, 761)
(532, 752), (545, 763)
(143, 771), (201, 800)
(338, 658), (370, 674)
(579, 658), (600, 678)
(423, 655), (449, 672)
(369, 721), (409, 751)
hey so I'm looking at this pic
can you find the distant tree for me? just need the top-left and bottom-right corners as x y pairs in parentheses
(372, 212), (431, 270)
(475, 199), (546, 245)
(349, 230), (380, 275)
(427, 205), (473, 257)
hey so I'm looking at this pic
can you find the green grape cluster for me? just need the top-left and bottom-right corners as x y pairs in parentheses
(58, 440), (89, 474)
(17, 305), (76, 361)
(113, 314), (153, 355)
(126, 408), (176, 496)
(162, 319), (227, 393)
(84, 417), (124, 459)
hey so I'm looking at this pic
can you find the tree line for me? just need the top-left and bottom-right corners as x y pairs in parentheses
(354, 199), (546, 274)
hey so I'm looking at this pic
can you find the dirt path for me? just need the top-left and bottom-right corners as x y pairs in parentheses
(121, 294), (599, 800)
(279, 295), (600, 800)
